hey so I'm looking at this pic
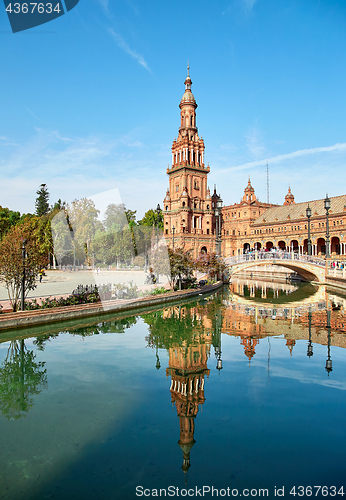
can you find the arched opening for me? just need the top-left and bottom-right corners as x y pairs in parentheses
(289, 240), (299, 253)
(254, 242), (261, 250)
(182, 201), (185, 207)
(303, 239), (308, 254)
(266, 241), (273, 251)
(317, 237), (326, 255)
(243, 243), (250, 253)
(278, 240), (286, 250)
(190, 115), (193, 127)
(331, 236), (340, 255)
(200, 246), (207, 254)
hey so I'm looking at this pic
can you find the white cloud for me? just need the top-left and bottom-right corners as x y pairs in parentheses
(242, 0), (257, 12)
(245, 126), (266, 160)
(0, 128), (166, 217)
(96, 0), (109, 14)
(109, 29), (150, 72)
(217, 142), (346, 174)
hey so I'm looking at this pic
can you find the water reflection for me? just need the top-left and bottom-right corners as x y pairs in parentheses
(0, 285), (345, 497)
(144, 303), (216, 479)
(142, 290), (343, 477)
(0, 339), (47, 420)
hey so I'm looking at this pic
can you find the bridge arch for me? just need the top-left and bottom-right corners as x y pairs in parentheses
(226, 253), (326, 283)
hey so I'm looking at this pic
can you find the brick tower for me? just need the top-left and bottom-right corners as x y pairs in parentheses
(163, 64), (218, 257)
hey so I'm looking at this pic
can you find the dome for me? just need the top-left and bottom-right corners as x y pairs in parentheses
(181, 90), (196, 103)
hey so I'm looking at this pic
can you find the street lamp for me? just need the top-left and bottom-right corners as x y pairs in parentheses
(172, 225), (175, 250)
(21, 239), (27, 311)
(215, 198), (223, 256)
(144, 232), (148, 273)
(324, 194), (331, 258)
(325, 308), (333, 375)
(307, 307), (313, 358)
(156, 204), (161, 247)
(213, 314), (223, 372)
(306, 204), (312, 256)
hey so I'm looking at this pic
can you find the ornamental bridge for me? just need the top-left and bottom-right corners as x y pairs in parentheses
(226, 252), (326, 283)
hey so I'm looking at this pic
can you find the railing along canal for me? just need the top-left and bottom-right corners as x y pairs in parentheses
(226, 252), (326, 268)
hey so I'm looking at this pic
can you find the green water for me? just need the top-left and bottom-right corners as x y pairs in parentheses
(0, 284), (345, 500)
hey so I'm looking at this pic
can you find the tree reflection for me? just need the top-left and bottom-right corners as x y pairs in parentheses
(0, 339), (47, 420)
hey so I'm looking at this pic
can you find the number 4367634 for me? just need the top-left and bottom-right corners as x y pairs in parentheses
(290, 486), (344, 496)
(6, 3), (61, 14)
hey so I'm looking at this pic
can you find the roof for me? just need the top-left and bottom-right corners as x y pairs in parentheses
(253, 194), (346, 225)
(180, 90), (196, 104)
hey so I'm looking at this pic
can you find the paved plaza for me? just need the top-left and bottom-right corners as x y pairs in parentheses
(0, 269), (163, 310)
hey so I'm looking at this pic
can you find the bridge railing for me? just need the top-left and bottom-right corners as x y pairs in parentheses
(226, 252), (326, 268)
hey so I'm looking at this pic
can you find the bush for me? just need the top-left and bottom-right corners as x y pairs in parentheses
(151, 287), (170, 295)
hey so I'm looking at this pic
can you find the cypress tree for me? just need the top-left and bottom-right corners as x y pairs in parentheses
(35, 184), (50, 216)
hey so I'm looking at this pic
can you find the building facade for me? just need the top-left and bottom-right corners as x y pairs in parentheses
(163, 69), (346, 258)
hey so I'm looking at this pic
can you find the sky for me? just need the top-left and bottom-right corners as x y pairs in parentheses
(0, 0), (346, 218)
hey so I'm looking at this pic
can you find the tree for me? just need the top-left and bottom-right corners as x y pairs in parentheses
(166, 248), (195, 290)
(0, 221), (48, 311)
(67, 198), (101, 265)
(35, 184), (50, 217)
(138, 208), (164, 230)
(0, 206), (22, 241)
(103, 203), (128, 231)
(195, 252), (228, 282)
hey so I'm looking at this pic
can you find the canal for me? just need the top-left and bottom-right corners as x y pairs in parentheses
(0, 278), (345, 499)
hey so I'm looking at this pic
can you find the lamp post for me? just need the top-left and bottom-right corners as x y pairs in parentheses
(21, 239), (27, 311)
(325, 308), (333, 375)
(324, 194), (331, 258)
(144, 232), (148, 273)
(306, 205), (312, 256)
(156, 204), (161, 283)
(213, 314), (223, 372)
(307, 306), (313, 358)
(172, 225), (175, 250)
(215, 198), (223, 256)
(156, 204), (161, 247)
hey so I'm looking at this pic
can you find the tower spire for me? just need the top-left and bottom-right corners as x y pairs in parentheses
(187, 59), (190, 77)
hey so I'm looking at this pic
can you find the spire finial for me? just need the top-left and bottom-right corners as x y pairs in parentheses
(187, 59), (190, 77)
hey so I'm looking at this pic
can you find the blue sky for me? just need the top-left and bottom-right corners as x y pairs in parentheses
(0, 0), (346, 217)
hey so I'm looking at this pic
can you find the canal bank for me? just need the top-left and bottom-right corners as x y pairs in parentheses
(0, 282), (223, 332)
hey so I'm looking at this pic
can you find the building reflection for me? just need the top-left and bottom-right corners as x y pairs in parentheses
(144, 289), (346, 476)
(166, 338), (210, 476)
(144, 300), (218, 478)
